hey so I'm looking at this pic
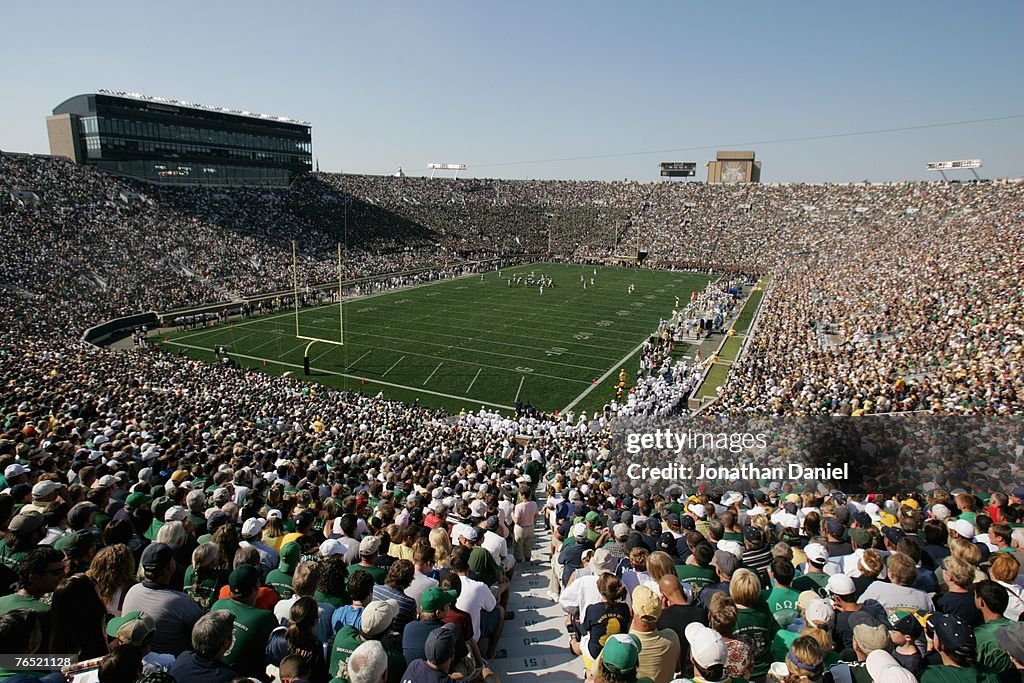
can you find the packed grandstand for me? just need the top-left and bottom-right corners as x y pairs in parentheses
(1, 151), (1024, 683)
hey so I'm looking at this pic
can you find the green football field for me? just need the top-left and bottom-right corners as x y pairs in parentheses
(160, 263), (711, 416)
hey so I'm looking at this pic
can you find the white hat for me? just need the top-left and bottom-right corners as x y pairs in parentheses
(469, 500), (488, 518)
(865, 650), (916, 683)
(164, 506), (189, 523)
(804, 542), (829, 565)
(689, 504), (707, 519)
(241, 518), (267, 538)
(359, 535), (381, 556)
(931, 504), (951, 521)
(826, 573), (856, 596)
(863, 502), (881, 521)
(721, 492), (743, 507)
(31, 480), (61, 499)
(684, 622), (728, 669)
(266, 509), (283, 520)
(947, 519), (975, 539)
(138, 468), (153, 483)
(572, 522), (589, 540)
(716, 540), (744, 560)
(319, 538), (346, 557)
(805, 599), (835, 628)
(3, 464), (29, 479)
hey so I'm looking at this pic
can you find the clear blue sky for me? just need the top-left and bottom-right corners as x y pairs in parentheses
(3, 1), (1023, 182)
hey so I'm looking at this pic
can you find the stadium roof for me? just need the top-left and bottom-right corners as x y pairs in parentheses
(96, 88), (310, 126)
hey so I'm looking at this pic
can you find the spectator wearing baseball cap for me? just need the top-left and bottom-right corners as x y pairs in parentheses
(825, 517), (852, 557)
(889, 613), (924, 676)
(826, 573), (886, 655)
(697, 549), (740, 608)
(330, 599), (406, 683)
(791, 543), (831, 594)
(865, 649), (917, 683)
(121, 542), (202, 655)
(995, 621), (1024, 676)
(401, 588), (465, 665)
(106, 610), (176, 674)
(210, 564), (278, 678)
(684, 622), (729, 683)
(349, 535), (387, 585)
(629, 585), (680, 683)
(266, 541), (302, 599)
(240, 517), (279, 577)
(2, 510), (48, 566)
(925, 613), (980, 681)
(558, 522), (596, 586)
(592, 633), (651, 683)
(399, 621), (481, 683)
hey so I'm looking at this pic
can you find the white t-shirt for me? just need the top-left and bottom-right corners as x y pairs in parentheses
(455, 573), (496, 642)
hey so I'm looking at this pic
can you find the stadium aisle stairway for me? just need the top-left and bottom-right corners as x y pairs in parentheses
(492, 501), (582, 682)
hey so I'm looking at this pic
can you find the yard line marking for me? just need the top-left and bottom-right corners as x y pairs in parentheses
(383, 356), (405, 377)
(562, 336), (650, 414)
(344, 349), (372, 370)
(466, 368), (482, 393)
(162, 341), (515, 410)
(423, 362), (443, 386)
(514, 376), (526, 403)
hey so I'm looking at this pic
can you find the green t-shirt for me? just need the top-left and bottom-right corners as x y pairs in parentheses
(675, 564), (718, 591)
(0, 592), (50, 617)
(764, 585), (801, 627)
(183, 565), (227, 610)
(347, 563), (387, 585)
(791, 571), (830, 595)
(266, 568), (295, 598)
(329, 626), (405, 683)
(734, 602), (779, 679)
(0, 541), (28, 572)
(975, 617), (1013, 681)
(919, 665), (981, 683)
(210, 597), (277, 677)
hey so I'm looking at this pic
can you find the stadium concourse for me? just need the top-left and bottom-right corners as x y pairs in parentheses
(0, 153), (1023, 683)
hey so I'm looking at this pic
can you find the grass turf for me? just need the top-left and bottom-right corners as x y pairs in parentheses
(160, 263), (711, 416)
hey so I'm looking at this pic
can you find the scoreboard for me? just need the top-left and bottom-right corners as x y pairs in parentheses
(660, 162), (696, 177)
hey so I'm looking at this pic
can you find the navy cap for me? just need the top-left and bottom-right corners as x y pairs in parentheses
(743, 526), (764, 544)
(646, 518), (661, 534)
(140, 542), (174, 572)
(882, 527), (905, 546)
(656, 532), (675, 551)
(665, 513), (680, 526)
(854, 511), (873, 528)
(927, 614), (975, 658)
(826, 517), (846, 537)
(679, 516), (696, 531)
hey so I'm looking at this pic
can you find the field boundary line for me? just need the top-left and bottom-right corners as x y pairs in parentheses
(423, 362), (443, 386)
(562, 337), (649, 414)
(163, 341), (515, 410)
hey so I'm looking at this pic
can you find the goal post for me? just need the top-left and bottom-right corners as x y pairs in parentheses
(292, 240), (345, 375)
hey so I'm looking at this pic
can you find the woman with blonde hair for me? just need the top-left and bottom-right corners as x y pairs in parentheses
(935, 538), (985, 592)
(768, 635), (826, 683)
(642, 551), (675, 593)
(708, 591), (754, 680)
(731, 568), (778, 681)
(428, 526), (452, 569)
(87, 543), (137, 617)
(262, 510), (287, 552)
(183, 542), (227, 610)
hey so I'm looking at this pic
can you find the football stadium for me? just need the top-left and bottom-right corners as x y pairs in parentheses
(2, 6), (1024, 683)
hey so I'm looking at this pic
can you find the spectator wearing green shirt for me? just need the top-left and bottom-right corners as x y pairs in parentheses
(791, 543), (830, 595)
(267, 541), (301, 599)
(210, 564), (278, 680)
(348, 536), (387, 585)
(973, 580), (1014, 683)
(330, 599), (406, 683)
(764, 556), (800, 628)
(730, 568), (779, 680)
(921, 613), (981, 683)
(0, 510), (48, 574)
(0, 546), (65, 649)
(675, 542), (718, 592)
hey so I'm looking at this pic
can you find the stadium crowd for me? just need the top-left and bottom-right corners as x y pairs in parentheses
(2, 153), (1024, 682)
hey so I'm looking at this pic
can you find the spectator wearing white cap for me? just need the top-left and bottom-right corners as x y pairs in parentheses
(25, 479), (62, 514)
(791, 543), (831, 595)
(559, 522), (596, 585)
(826, 573), (886, 654)
(240, 517), (279, 577)
(864, 649), (916, 683)
(683, 621), (728, 683)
